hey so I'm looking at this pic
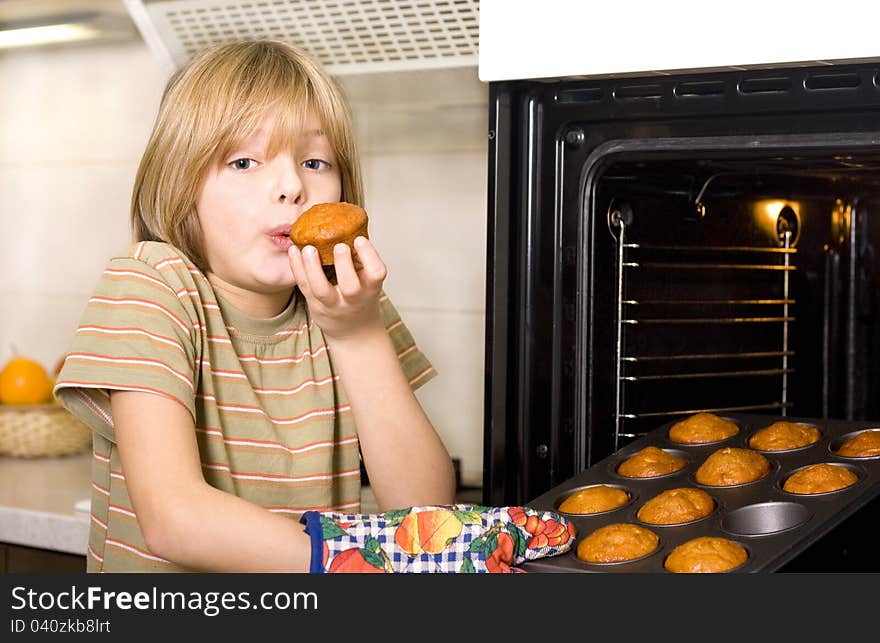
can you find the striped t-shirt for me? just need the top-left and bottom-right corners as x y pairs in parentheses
(54, 241), (436, 572)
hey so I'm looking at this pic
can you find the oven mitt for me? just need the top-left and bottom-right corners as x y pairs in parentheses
(299, 504), (576, 573)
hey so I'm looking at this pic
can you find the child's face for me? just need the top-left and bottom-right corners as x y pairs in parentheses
(196, 110), (342, 294)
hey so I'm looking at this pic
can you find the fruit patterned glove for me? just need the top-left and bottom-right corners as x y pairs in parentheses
(299, 504), (576, 573)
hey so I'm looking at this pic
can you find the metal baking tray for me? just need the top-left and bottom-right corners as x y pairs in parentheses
(521, 413), (880, 573)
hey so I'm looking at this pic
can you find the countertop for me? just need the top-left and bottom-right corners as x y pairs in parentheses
(0, 451), (384, 557)
(0, 452), (91, 556)
(0, 449), (472, 559)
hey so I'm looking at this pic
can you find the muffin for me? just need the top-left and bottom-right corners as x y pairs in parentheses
(695, 447), (771, 486)
(836, 430), (880, 457)
(576, 523), (659, 564)
(748, 421), (821, 451)
(289, 202), (369, 265)
(669, 412), (739, 444)
(617, 446), (687, 478)
(664, 536), (748, 573)
(558, 485), (630, 514)
(783, 463), (858, 494)
(637, 488), (715, 525)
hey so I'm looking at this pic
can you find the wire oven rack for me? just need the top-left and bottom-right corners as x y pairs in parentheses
(609, 206), (796, 450)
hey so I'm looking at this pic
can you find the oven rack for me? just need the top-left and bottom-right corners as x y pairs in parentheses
(611, 219), (796, 448)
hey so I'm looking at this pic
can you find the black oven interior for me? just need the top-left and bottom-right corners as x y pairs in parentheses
(591, 154), (880, 456)
(484, 64), (880, 507)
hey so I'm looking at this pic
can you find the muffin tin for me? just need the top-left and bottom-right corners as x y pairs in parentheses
(520, 413), (880, 572)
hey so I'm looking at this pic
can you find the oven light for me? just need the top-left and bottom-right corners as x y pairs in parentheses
(758, 200), (787, 226)
(755, 200), (801, 246)
(756, 200), (801, 225)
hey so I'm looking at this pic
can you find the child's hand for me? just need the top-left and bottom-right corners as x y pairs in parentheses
(288, 236), (387, 340)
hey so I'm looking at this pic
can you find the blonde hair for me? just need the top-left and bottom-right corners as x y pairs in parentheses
(131, 39), (363, 271)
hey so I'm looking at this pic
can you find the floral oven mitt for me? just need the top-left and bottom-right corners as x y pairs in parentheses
(300, 504), (576, 573)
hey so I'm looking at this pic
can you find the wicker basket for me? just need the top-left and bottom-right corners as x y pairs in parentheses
(0, 403), (92, 458)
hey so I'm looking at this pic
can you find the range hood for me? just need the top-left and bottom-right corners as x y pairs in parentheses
(123, 0), (479, 76)
(0, 0), (138, 50)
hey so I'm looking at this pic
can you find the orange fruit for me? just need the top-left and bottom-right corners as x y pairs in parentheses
(0, 356), (53, 405)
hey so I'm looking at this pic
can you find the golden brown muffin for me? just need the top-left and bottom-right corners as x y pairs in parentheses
(782, 463), (858, 494)
(289, 202), (369, 265)
(637, 488), (715, 525)
(617, 446), (687, 478)
(748, 421), (821, 451)
(558, 485), (630, 514)
(836, 430), (880, 457)
(695, 447), (771, 486)
(668, 412), (740, 444)
(576, 523), (659, 564)
(664, 536), (748, 573)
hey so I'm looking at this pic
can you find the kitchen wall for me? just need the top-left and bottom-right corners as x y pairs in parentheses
(0, 39), (488, 486)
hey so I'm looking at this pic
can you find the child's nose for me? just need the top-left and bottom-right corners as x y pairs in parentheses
(278, 190), (303, 205)
(276, 166), (305, 205)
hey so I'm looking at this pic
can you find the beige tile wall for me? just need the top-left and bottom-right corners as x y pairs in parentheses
(0, 41), (489, 486)
(0, 41), (163, 375)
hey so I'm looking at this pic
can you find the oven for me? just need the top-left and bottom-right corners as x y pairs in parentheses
(481, 63), (880, 570)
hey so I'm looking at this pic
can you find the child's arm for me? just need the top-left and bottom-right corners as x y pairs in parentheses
(289, 239), (456, 511)
(111, 390), (313, 571)
(325, 321), (456, 510)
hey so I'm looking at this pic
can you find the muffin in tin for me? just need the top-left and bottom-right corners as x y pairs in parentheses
(782, 463), (858, 494)
(637, 487), (715, 525)
(836, 430), (880, 457)
(695, 447), (771, 487)
(748, 420), (821, 451)
(558, 485), (630, 514)
(576, 523), (660, 564)
(668, 412), (740, 445)
(664, 536), (748, 573)
(617, 446), (686, 478)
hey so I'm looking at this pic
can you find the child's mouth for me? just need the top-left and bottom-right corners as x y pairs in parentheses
(268, 232), (294, 250)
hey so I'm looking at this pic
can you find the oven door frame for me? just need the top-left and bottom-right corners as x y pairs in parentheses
(483, 64), (880, 505)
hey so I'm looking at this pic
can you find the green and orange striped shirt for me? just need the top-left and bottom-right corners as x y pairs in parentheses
(54, 241), (436, 572)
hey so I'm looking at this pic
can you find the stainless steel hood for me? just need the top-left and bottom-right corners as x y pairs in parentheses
(123, 0), (480, 76)
(0, 0), (139, 50)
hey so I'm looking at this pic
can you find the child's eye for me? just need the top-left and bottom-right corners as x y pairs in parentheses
(302, 159), (330, 171)
(229, 158), (256, 170)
